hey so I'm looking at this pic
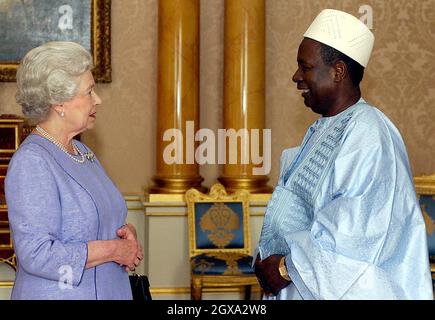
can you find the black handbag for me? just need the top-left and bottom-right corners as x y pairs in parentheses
(129, 273), (152, 301)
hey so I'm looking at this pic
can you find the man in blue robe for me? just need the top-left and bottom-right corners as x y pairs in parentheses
(254, 9), (434, 299)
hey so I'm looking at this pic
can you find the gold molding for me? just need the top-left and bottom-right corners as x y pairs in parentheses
(147, 193), (271, 204)
(125, 207), (145, 212)
(123, 195), (143, 202)
(146, 212), (187, 217)
(91, 0), (112, 83)
(124, 195), (145, 211)
(218, 177), (273, 194)
(149, 177), (206, 195)
(148, 194), (186, 203)
(0, 282), (13, 288)
(144, 201), (187, 208)
(0, 119), (24, 124)
(0, 124), (20, 152)
(145, 211), (266, 217)
(250, 212), (266, 217)
(414, 175), (435, 195)
(249, 194), (271, 202)
(150, 286), (261, 295)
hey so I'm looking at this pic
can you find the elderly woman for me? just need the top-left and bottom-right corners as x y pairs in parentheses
(5, 41), (143, 299)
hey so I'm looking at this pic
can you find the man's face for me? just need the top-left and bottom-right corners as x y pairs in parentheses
(292, 38), (337, 116)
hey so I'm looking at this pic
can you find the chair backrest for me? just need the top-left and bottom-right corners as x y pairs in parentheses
(185, 183), (251, 258)
(414, 175), (435, 259)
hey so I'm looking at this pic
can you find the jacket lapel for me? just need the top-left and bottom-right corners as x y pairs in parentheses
(23, 134), (99, 211)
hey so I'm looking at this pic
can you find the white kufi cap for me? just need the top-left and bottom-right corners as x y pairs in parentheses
(304, 9), (374, 67)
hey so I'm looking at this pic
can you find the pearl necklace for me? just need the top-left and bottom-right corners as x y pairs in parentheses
(35, 126), (85, 164)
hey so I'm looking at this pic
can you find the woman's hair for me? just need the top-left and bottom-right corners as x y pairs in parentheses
(16, 41), (93, 122)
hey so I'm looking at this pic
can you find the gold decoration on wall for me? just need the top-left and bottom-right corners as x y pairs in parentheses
(92, 0), (112, 83)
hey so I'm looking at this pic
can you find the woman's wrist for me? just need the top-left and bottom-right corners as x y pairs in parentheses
(86, 240), (119, 268)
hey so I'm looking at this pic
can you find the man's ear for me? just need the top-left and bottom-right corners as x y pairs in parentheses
(333, 60), (347, 82)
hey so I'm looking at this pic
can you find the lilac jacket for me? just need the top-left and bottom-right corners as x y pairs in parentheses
(5, 134), (132, 300)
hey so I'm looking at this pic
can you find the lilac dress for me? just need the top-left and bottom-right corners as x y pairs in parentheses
(5, 134), (132, 300)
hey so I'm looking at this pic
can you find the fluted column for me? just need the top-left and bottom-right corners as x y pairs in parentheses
(149, 0), (204, 194)
(218, 0), (272, 193)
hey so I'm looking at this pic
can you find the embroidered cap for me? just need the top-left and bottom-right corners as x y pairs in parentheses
(304, 9), (375, 68)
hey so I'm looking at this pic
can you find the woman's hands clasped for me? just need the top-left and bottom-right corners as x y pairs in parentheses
(115, 223), (144, 272)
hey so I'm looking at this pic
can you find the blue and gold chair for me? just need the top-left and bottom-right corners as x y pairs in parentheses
(414, 175), (435, 292)
(185, 183), (258, 300)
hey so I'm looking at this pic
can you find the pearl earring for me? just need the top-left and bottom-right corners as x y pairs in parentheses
(60, 111), (65, 117)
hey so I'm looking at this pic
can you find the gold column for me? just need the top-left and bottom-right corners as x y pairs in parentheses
(218, 0), (272, 193)
(149, 0), (204, 195)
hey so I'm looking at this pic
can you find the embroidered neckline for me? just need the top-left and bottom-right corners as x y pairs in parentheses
(287, 107), (355, 204)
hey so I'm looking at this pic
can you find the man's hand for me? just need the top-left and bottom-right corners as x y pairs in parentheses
(254, 253), (291, 296)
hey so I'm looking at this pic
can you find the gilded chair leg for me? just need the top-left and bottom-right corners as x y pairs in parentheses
(243, 285), (251, 300)
(191, 278), (202, 300)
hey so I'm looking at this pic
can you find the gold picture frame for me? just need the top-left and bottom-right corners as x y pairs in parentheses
(0, 0), (111, 83)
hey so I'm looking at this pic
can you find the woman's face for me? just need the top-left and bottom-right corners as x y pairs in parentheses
(62, 70), (102, 134)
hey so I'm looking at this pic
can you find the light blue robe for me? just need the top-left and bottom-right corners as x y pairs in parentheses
(258, 98), (433, 300)
(5, 134), (132, 300)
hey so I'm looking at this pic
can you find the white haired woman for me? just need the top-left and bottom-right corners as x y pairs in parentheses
(5, 41), (143, 299)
